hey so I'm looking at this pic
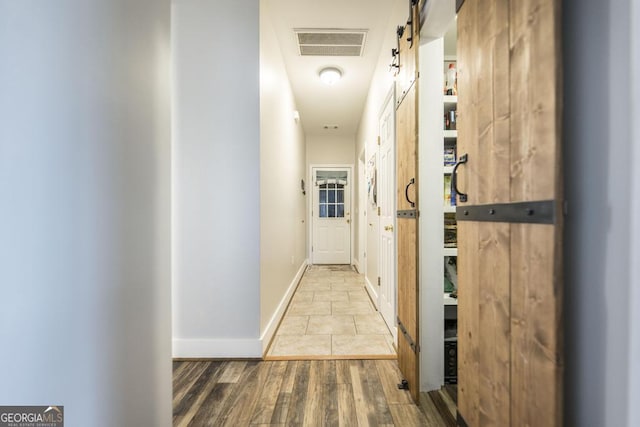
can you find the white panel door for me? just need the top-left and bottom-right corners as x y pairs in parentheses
(378, 91), (396, 340)
(312, 168), (351, 264)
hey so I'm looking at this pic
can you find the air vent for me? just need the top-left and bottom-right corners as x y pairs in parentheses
(295, 29), (367, 57)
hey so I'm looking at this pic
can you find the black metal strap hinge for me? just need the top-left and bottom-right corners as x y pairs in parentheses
(456, 200), (556, 224)
(397, 317), (419, 353)
(397, 209), (418, 218)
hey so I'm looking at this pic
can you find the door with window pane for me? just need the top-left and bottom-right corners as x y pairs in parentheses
(312, 168), (351, 264)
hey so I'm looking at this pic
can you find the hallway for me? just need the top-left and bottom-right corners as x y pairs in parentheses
(266, 265), (395, 358)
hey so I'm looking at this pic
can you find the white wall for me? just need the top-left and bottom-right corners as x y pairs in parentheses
(629, 3), (640, 424)
(259, 0), (308, 351)
(563, 0), (636, 425)
(306, 135), (356, 166)
(418, 38), (446, 391)
(0, 1), (172, 425)
(172, 0), (261, 357)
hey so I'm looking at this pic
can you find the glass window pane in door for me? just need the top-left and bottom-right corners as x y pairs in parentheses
(328, 205), (335, 217)
(337, 205), (344, 217)
(319, 205), (327, 218)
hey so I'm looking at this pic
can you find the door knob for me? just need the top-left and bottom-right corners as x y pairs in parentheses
(346, 219), (350, 224)
(384, 225), (394, 232)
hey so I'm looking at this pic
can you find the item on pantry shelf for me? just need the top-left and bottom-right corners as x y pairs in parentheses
(444, 174), (457, 206)
(444, 175), (452, 203)
(446, 63), (457, 95)
(444, 214), (457, 247)
(450, 180), (457, 206)
(444, 148), (456, 166)
(449, 109), (457, 130)
(444, 276), (455, 293)
(444, 256), (458, 290)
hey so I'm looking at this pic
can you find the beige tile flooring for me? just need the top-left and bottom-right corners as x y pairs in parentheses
(266, 265), (396, 359)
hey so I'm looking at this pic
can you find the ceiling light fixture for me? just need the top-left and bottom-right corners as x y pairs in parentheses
(319, 67), (342, 85)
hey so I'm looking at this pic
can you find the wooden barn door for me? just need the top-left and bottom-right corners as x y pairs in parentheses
(456, 0), (563, 426)
(395, 1), (420, 403)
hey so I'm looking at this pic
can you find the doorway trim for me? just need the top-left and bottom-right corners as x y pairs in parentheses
(357, 150), (367, 274)
(377, 84), (398, 342)
(308, 164), (354, 265)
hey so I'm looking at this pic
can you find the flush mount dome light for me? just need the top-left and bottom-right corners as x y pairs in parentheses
(319, 67), (342, 85)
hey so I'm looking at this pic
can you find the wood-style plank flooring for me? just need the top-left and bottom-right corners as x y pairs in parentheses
(173, 359), (455, 426)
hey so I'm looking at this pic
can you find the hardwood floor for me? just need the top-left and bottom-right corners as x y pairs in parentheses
(173, 359), (454, 426)
(421, 386), (457, 427)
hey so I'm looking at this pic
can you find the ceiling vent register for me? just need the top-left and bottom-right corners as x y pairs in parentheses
(295, 29), (367, 57)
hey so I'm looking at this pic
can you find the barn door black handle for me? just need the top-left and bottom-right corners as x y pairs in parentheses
(452, 154), (468, 203)
(405, 178), (416, 208)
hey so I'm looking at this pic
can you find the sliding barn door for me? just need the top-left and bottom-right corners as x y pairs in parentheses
(395, 2), (420, 403)
(456, 0), (563, 425)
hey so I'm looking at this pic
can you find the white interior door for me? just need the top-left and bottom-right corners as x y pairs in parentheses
(312, 168), (351, 264)
(378, 91), (397, 340)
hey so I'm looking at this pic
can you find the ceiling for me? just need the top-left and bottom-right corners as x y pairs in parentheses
(264, 0), (402, 137)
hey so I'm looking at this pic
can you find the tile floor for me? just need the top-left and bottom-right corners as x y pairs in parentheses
(266, 265), (396, 358)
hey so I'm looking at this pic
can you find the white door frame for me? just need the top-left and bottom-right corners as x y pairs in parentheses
(377, 85), (397, 340)
(308, 164), (354, 265)
(357, 150), (367, 275)
(364, 149), (380, 298)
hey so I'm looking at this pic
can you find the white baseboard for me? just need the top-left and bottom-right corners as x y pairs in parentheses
(172, 338), (262, 358)
(353, 258), (361, 273)
(365, 275), (379, 310)
(260, 260), (308, 353)
(172, 260), (308, 359)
